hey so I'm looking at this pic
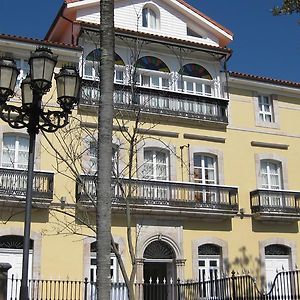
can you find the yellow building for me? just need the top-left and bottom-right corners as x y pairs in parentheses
(1, 0), (300, 297)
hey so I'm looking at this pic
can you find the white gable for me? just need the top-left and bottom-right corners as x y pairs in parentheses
(72, 0), (232, 47)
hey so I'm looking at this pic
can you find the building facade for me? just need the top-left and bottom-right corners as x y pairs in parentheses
(1, 0), (300, 295)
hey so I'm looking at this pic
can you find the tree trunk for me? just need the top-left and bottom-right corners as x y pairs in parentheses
(96, 0), (115, 299)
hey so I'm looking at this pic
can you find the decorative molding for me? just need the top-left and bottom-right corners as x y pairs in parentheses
(137, 128), (179, 138)
(184, 133), (225, 143)
(251, 141), (289, 150)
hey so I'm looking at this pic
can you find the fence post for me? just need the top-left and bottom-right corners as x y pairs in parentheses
(0, 263), (11, 300)
(84, 277), (88, 300)
(231, 270), (236, 300)
(177, 278), (181, 300)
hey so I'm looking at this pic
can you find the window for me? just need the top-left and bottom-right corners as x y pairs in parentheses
(88, 141), (117, 174)
(84, 50), (125, 83)
(194, 154), (217, 185)
(258, 95), (274, 122)
(1, 135), (29, 169)
(194, 154), (217, 202)
(142, 7), (158, 29)
(198, 244), (221, 280)
(260, 160), (282, 190)
(178, 64), (213, 97)
(143, 149), (169, 180)
(135, 56), (171, 92)
(90, 242), (118, 284)
(15, 59), (30, 88)
(265, 244), (291, 293)
(260, 160), (283, 207)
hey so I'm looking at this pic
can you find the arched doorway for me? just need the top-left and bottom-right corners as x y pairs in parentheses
(143, 240), (176, 283)
(0, 235), (33, 299)
(265, 244), (291, 291)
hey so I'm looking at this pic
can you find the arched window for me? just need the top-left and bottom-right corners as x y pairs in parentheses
(84, 50), (125, 83)
(178, 64), (213, 97)
(135, 56), (170, 91)
(142, 6), (159, 29)
(198, 243), (221, 281)
(0, 235), (34, 296)
(1, 134), (29, 169)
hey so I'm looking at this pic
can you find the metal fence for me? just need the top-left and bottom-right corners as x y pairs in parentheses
(7, 269), (300, 299)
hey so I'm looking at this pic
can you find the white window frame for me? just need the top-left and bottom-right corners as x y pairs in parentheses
(193, 154), (217, 185)
(90, 252), (118, 283)
(88, 141), (118, 174)
(143, 148), (169, 181)
(15, 58), (30, 88)
(1, 134), (29, 170)
(135, 69), (171, 91)
(198, 255), (220, 281)
(258, 95), (274, 123)
(142, 7), (158, 29)
(177, 75), (214, 97)
(260, 160), (282, 190)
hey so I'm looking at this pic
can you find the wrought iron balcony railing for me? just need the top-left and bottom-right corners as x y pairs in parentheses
(76, 175), (238, 217)
(80, 80), (228, 124)
(250, 189), (300, 221)
(0, 167), (54, 206)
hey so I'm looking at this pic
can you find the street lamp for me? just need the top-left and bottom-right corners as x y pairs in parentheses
(0, 47), (81, 299)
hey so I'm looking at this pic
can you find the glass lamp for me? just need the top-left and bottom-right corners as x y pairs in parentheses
(0, 57), (19, 104)
(55, 66), (81, 112)
(29, 47), (57, 93)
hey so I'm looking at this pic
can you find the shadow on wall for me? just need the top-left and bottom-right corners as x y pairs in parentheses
(228, 246), (264, 287)
(252, 219), (299, 233)
(185, 218), (232, 231)
(0, 206), (49, 223)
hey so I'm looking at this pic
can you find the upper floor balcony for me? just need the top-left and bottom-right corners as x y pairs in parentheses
(76, 175), (239, 218)
(250, 189), (300, 222)
(80, 80), (228, 125)
(79, 53), (229, 125)
(0, 167), (54, 207)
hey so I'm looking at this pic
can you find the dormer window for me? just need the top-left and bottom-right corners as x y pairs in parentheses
(142, 6), (159, 29)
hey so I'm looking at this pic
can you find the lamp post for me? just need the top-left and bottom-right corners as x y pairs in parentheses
(0, 47), (81, 299)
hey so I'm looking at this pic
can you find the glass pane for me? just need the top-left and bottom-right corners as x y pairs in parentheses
(186, 81), (193, 92)
(156, 152), (166, 164)
(151, 75), (159, 88)
(141, 75), (150, 87)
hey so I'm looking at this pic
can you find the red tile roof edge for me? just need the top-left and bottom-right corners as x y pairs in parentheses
(77, 20), (232, 54)
(229, 71), (300, 89)
(64, 0), (233, 37)
(0, 33), (82, 51)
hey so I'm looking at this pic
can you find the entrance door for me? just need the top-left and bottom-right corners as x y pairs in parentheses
(265, 257), (289, 291)
(0, 250), (33, 300)
(143, 241), (176, 300)
(144, 262), (167, 283)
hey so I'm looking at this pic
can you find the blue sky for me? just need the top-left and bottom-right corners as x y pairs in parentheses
(0, 0), (299, 82)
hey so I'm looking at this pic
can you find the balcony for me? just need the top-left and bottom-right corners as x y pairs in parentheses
(0, 167), (54, 207)
(80, 80), (228, 125)
(76, 176), (238, 218)
(250, 189), (300, 221)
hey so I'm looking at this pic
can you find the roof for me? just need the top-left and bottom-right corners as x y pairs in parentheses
(0, 33), (82, 51)
(64, 0), (233, 37)
(229, 71), (300, 89)
(78, 20), (232, 56)
(175, 0), (233, 37)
